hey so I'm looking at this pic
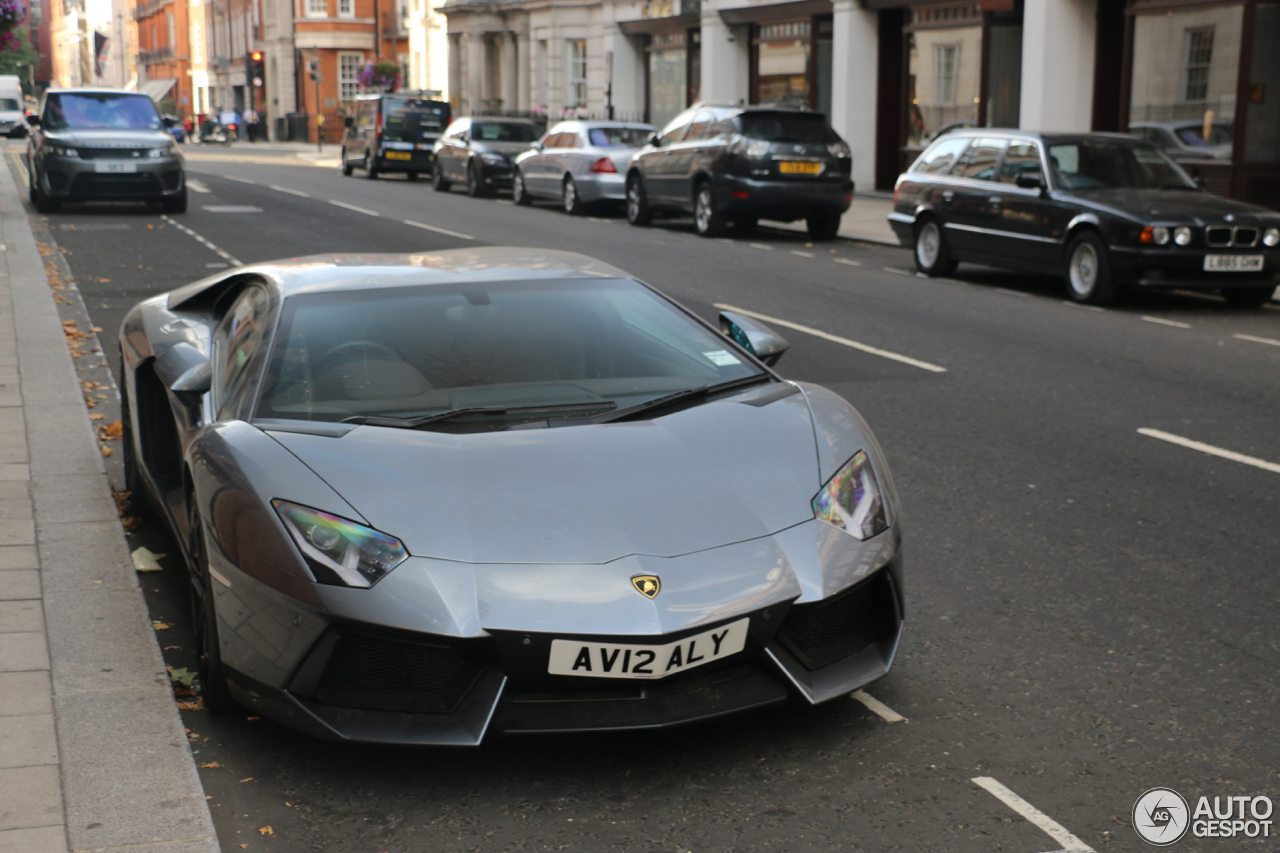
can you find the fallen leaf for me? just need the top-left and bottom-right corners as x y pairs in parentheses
(239, 845), (247, 849)
(100, 446), (114, 457)
(99, 419), (123, 440)
(152, 621), (171, 630)
(258, 826), (274, 836)
(199, 761), (221, 768)
(163, 645), (181, 650)
(167, 666), (197, 686)
(97, 279), (110, 283)
(177, 700), (204, 711)
(91, 580), (103, 584)
(90, 413), (106, 420)
(132, 546), (165, 572)
(239, 777), (254, 783)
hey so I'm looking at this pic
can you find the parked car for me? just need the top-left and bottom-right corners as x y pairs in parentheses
(162, 114), (187, 144)
(26, 88), (186, 214)
(341, 93), (451, 180)
(432, 117), (542, 196)
(1129, 121), (1233, 163)
(625, 104), (853, 239)
(0, 75), (27, 138)
(888, 130), (1280, 306)
(512, 120), (656, 214)
(119, 246), (904, 744)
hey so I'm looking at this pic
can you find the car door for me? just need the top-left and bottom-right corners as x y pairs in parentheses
(663, 111), (714, 210)
(438, 119), (469, 180)
(645, 111), (695, 205)
(942, 137), (1009, 260)
(522, 129), (557, 195)
(988, 138), (1064, 270)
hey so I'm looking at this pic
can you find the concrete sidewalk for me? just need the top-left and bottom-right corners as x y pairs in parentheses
(0, 166), (219, 850)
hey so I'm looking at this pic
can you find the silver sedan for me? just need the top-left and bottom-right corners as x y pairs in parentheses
(513, 121), (656, 215)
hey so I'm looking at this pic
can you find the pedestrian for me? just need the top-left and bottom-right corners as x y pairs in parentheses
(247, 109), (260, 142)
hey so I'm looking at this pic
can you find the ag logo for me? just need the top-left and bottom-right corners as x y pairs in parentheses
(631, 575), (661, 598)
(1133, 787), (1190, 846)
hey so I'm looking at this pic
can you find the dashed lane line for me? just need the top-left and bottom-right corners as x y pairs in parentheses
(186, 179), (211, 194)
(328, 200), (380, 216)
(269, 184), (310, 198)
(973, 777), (1095, 853)
(833, 257), (861, 266)
(221, 174), (257, 184)
(1137, 428), (1280, 475)
(161, 215), (243, 267)
(1141, 316), (1191, 328)
(1233, 333), (1280, 347)
(851, 690), (906, 722)
(713, 302), (947, 374)
(883, 267), (914, 276)
(403, 220), (475, 241)
(790, 250), (815, 258)
(749, 243), (773, 250)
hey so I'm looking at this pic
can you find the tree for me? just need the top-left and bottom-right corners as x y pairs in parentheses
(0, 26), (37, 94)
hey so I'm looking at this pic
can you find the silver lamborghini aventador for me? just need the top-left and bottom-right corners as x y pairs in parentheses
(120, 247), (904, 744)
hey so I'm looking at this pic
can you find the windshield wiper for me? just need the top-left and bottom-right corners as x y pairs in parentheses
(343, 401), (616, 429)
(592, 374), (773, 424)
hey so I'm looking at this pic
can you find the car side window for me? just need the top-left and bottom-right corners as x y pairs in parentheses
(357, 102), (375, 131)
(659, 112), (695, 144)
(951, 138), (1007, 180)
(998, 141), (1043, 183)
(564, 132), (582, 148)
(214, 286), (271, 419)
(912, 136), (970, 174)
(684, 112), (715, 141)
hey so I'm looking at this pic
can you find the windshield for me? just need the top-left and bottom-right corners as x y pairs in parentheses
(587, 127), (652, 147)
(257, 279), (767, 431)
(472, 122), (541, 143)
(1047, 141), (1196, 190)
(0, 98), (19, 112)
(384, 98), (448, 141)
(738, 113), (838, 144)
(1174, 123), (1233, 148)
(42, 93), (163, 131)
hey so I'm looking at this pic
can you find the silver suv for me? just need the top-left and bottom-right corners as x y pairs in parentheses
(27, 89), (186, 213)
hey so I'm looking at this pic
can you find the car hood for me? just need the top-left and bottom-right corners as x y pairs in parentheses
(43, 128), (173, 147)
(1067, 187), (1279, 222)
(265, 389), (820, 565)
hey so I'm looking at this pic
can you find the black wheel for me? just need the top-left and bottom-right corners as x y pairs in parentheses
(365, 152), (379, 179)
(693, 182), (726, 237)
(562, 176), (585, 215)
(1065, 230), (1117, 305)
(807, 213), (841, 240)
(626, 174), (652, 226)
(512, 169), (533, 205)
(187, 504), (238, 714)
(467, 161), (488, 197)
(33, 172), (59, 214)
(117, 355), (149, 512)
(341, 154), (353, 176)
(733, 215), (758, 232)
(913, 218), (957, 276)
(162, 187), (187, 214)
(406, 171), (419, 181)
(433, 164), (452, 192)
(1220, 287), (1274, 308)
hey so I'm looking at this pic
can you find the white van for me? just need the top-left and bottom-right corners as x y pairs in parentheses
(0, 76), (27, 138)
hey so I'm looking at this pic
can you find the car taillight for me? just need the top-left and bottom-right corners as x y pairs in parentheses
(589, 157), (617, 174)
(893, 185), (899, 205)
(376, 111), (383, 139)
(731, 190), (749, 199)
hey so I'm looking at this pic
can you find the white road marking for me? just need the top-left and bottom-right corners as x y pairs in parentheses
(403, 220), (475, 241)
(1063, 301), (1105, 312)
(850, 690), (906, 722)
(186, 179), (211, 194)
(269, 184), (309, 197)
(1233, 333), (1280, 347)
(972, 777), (1095, 853)
(790, 250), (815, 258)
(995, 287), (1031, 298)
(161, 215), (243, 266)
(205, 262), (228, 268)
(1137, 428), (1280, 474)
(221, 174), (256, 184)
(714, 303), (948, 373)
(329, 200), (380, 216)
(1141, 316), (1191, 328)
(202, 205), (261, 213)
(833, 257), (861, 266)
(883, 267), (913, 276)
(749, 243), (773, 250)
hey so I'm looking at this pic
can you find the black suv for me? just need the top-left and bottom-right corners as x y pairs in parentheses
(626, 104), (853, 239)
(341, 94), (450, 180)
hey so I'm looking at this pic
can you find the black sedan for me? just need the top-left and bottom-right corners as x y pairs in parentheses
(888, 131), (1280, 306)
(432, 117), (542, 197)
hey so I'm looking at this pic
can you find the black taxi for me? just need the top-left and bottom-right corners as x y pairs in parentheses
(888, 130), (1280, 306)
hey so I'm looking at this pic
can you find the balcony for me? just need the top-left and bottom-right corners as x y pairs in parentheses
(138, 46), (175, 65)
(133, 0), (173, 20)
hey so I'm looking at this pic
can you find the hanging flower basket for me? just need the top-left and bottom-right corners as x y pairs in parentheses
(358, 61), (401, 93)
(0, 0), (26, 52)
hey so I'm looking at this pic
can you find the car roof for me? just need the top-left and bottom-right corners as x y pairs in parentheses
(551, 120), (656, 129)
(459, 116), (540, 124)
(45, 88), (151, 97)
(168, 248), (635, 310)
(934, 128), (1145, 144)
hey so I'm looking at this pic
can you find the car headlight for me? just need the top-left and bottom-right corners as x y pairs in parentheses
(480, 152), (508, 165)
(811, 451), (888, 540)
(272, 499), (408, 588)
(147, 145), (174, 158)
(1151, 226), (1170, 245)
(827, 141), (851, 159)
(1264, 227), (1280, 247)
(50, 145), (79, 157)
(1174, 226), (1193, 246)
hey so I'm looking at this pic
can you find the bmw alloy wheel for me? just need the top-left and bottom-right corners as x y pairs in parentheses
(1068, 240), (1098, 298)
(916, 221), (941, 269)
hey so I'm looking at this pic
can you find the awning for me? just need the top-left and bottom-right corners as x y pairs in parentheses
(717, 0), (831, 25)
(618, 14), (701, 34)
(139, 78), (177, 101)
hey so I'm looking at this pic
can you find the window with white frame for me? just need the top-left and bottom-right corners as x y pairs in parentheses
(338, 0), (352, 16)
(933, 44), (958, 106)
(339, 52), (363, 102)
(566, 39), (587, 108)
(306, 0), (326, 17)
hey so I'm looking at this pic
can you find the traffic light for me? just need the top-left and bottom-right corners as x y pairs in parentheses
(247, 51), (265, 89)
(309, 60), (320, 82)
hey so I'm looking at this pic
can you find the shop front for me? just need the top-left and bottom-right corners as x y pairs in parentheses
(619, 1), (702, 128)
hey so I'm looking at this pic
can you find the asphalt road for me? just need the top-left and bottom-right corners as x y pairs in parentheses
(14, 142), (1280, 853)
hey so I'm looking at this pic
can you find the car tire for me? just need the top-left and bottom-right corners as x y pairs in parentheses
(563, 176), (585, 216)
(33, 173), (59, 214)
(913, 218), (957, 276)
(1220, 287), (1274, 308)
(27, 170), (36, 205)
(807, 213), (841, 240)
(467, 161), (488, 197)
(162, 187), (188, 214)
(341, 154), (353, 176)
(433, 165), (452, 192)
(1065, 230), (1118, 305)
(693, 182), (726, 238)
(187, 504), (238, 714)
(117, 356), (150, 516)
(733, 215), (758, 232)
(626, 175), (652, 227)
(365, 153), (379, 180)
(512, 169), (533, 205)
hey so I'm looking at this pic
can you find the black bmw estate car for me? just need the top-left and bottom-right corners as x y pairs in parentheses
(889, 130), (1280, 306)
(626, 104), (853, 239)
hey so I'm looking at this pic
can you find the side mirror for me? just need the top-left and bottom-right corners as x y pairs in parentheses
(719, 311), (788, 366)
(161, 116), (175, 128)
(647, 132), (661, 147)
(532, 140), (543, 151)
(1014, 172), (1044, 190)
(344, 116), (354, 128)
(154, 342), (212, 398)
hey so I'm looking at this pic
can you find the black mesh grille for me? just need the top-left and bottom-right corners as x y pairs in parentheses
(777, 571), (898, 670)
(1206, 227), (1232, 247)
(76, 148), (150, 160)
(1234, 228), (1259, 246)
(70, 173), (162, 198)
(314, 632), (482, 714)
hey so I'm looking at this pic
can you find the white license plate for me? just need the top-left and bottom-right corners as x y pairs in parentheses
(548, 618), (749, 680)
(94, 162), (137, 173)
(1204, 254), (1264, 272)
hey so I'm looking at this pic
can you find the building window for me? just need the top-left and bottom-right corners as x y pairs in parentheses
(339, 53), (362, 102)
(755, 20), (811, 107)
(1183, 26), (1213, 102)
(166, 10), (174, 46)
(338, 0), (352, 15)
(306, 0), (326, 17)
(934, 44), (958, 106)
(566, 39), (587, 108)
